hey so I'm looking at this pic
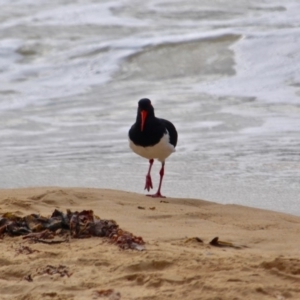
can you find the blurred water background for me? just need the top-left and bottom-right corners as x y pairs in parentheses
(1, 0), (300, 215)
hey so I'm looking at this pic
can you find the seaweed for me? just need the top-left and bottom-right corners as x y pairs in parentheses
(15, 245), (40, 255)
(37, 265), (72, 277)
(0, 209), (145, 251)
(23, 274), (33, 282)
(209, 237), (244, 249)
(94, 289), (121, 299)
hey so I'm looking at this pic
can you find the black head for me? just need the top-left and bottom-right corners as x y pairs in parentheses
(138, 98), (154, 111)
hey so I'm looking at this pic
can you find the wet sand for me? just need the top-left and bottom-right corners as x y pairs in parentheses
(1, 187), (300, 300)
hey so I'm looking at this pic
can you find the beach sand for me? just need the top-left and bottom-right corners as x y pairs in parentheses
(0, 187), (300, 300)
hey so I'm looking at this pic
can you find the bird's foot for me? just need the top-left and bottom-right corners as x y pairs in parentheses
(146, 192), (166, 198)
(144, 175), (153, 191)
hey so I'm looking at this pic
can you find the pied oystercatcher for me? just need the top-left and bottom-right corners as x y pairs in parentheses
(129, 98), (178, 198)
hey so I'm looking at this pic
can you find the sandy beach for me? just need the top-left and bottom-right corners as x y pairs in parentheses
(0, 187), (299, 300)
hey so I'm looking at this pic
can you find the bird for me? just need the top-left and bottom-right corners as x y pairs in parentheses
(128, 98), (178, 198)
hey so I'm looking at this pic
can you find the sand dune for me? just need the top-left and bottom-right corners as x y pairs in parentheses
(1, 187), (300, 300)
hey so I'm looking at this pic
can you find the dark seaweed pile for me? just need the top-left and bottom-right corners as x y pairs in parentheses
(0, 209), (145, 250)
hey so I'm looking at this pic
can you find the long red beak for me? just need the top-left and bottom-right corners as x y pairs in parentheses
(140, 110), (148, 132)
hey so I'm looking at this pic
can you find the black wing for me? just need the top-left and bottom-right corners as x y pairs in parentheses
(159, 118), (178, 148)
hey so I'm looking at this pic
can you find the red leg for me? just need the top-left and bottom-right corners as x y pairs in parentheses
(144, 159), (154, 191)
(147, 162), (166, 198)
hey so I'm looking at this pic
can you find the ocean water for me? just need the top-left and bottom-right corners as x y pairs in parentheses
(1, 0), (300, 215)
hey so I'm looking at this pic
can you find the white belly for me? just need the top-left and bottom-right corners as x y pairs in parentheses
(129, 132), (175, 162)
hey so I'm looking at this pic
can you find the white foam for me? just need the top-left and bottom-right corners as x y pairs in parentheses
(193, 3), (300, 105)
